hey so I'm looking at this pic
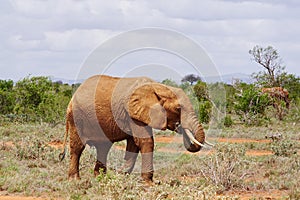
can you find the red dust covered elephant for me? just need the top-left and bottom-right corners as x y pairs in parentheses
(59, 75), (212, 182)
(261, 87), (290, 109)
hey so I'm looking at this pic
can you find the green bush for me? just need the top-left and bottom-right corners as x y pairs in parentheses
(14, 76), (53, 111)
(0, 80), (15, 114)
(161, 79), (179, 88)
(286, 99), (300, 122)
(224, 84), (237, 114)
(199, 100), (212, 124)
(234, 83), (270, 126)
(194, 81), (209, 102)
(0, 76), (73, 123)
(223, 115), (233, 127)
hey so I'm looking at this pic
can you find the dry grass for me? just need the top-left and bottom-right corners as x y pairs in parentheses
(0, 122), (299, 199)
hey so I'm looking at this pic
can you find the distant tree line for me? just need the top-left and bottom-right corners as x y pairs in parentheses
(0, 76), (78, 123)
(0, 45), (299, 126)
(168, 45), (300, 126)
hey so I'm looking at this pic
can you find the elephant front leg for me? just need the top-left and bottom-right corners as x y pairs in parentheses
(121, 137), (139, 174)
(140, 137), (154, 182)
(130, 121), (154, 182)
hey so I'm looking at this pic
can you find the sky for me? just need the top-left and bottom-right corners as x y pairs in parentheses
(0, 0), (300, 82)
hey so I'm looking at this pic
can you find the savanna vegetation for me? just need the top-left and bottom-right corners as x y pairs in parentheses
(1, 45), (300, 199)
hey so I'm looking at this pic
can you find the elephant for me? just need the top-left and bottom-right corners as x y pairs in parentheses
(261, 87), (290, 109)
(59, 75), (211, 182)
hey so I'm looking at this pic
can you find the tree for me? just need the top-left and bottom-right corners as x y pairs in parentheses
(280, 74), (300, 101)
(161, 79), (179, 88)
(193, 81), (209, 102)
(181, 74), (201, 85)
(234, 83), (270, 126)
(193, 80), (211, 123)
(13, 76), (71, 122)
(224, 84), (237, 114)
(14, 76), (53, 112)
(249, 45), (286, 87)
(0, 80), (15, 114)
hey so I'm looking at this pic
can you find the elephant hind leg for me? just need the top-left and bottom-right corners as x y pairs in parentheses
(94, 142), (112, 177)
(68, 126), (85, 180)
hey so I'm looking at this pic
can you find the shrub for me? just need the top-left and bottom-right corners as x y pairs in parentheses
(199, 100), (212, 124)
(234, 84), (270, 126)
(286, 99), (300, 122)
(161, 79), (179, 88)
(200, 143), (249, 192)
(0, 80), (15, 114)
(194, 81), (209, 102)
(289, 186), (300, 199)
(224, 84), (237, 114)
(6, 76), (73, 123)
(223, 115), (233, 127)
(14, 137), (57, 161)
(271, 139), (297, 157)
(14, 76), (53, 111)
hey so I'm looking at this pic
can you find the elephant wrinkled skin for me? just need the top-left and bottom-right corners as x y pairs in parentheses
(60, 75), (207, 182)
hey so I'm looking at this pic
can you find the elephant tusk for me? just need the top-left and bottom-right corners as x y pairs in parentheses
(204, 140), (214, 147)
(184, 129), (204, 147)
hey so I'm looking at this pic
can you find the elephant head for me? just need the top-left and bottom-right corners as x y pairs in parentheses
(128, 83), (207, 152)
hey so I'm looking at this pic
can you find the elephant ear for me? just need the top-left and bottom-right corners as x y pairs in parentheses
(128, 84), (167, 130)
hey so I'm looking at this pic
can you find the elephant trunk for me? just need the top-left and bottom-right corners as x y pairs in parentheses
(181, 113), (205, 152)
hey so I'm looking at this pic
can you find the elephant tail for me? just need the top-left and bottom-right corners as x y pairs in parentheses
(59, 119), (70, 161)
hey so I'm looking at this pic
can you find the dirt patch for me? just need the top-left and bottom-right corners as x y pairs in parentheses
(47, 136), (276, 157)
(154, 136), (275, 156)
(47, 136), (300, 157)
(246, 150), (273, 156)
(155, 135), (272, 144)
(45, 136), (278, 151)
(155, 135), (182, 143)
(156, 147), (273, 156)
(0, 141), (14, 150)
(219, 190), (288, 200)
(2, 141), (14, 147)
(0, 196), (45, 200)
(114, 144), (272, 156)
(2, 140), (64, 150)
(215, 138), (271, 144)
(47, 140), (64, 149)
(154, 146), (212, 155)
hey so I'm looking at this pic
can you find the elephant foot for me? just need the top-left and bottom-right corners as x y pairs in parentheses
(68, 172), (80, 180)
(118, 164), (134, 175)
(141, 172), (153, 182)
(143, 180), (155, 187)
(94, 170), (100, 177)
(94, 160), (106, 177)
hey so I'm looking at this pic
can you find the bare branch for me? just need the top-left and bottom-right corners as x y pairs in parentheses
(249, 45), (285, 87)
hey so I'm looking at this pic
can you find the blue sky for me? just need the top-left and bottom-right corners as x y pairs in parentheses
(1, 0), (300, 81)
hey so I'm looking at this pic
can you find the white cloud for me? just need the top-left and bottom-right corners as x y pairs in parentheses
(149, 0), (292, 20)
(0, 0), (299, 80)
(43, 29), (117, 51)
